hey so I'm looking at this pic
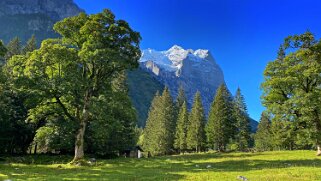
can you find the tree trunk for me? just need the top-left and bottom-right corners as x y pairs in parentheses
(73, 97), (90, 162)
(317, 145), (321, 156)
(34, 142), (37, 154)
(315, 123), (321, 156)
(73, 119), (87, 161)
(313, 110), (321, 156)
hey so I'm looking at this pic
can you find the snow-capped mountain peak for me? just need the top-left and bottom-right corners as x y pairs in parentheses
(166, 45), (189, 63)
(167, 45), (184, 52)
(139, 45), (225, 118)
(194, 49), (209, 59)
(140, 45), (212, 73)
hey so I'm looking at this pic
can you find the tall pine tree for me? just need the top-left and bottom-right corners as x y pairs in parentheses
(142, 91), (162, 155)
(0, 41), (6, 58)
(186, 91), (206, 152)
(233, 88), (251, 151)
(176, 86), (187, 109)
(0, 41), (6, 63)
(22, 35), (37, 55)
(5, 37), (21, 61)
(254, 113), (272, 151)
(174, 101), (188, 153)
(142, 87), (176, 155)
(206, 84), (235, 152)
(161, 87), (176, 153)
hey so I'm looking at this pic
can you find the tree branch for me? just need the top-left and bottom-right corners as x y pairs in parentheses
(54, 95), (77, 122)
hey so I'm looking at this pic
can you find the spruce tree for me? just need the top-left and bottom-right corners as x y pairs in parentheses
(5, 37), (21, 61)
(186, 91), (206, 152)
(22, 35), (37, 55)
(0, 41), (6, 58)
(206, 84), (234, 152)
(173, 86), (187, 153)
(174, 101), (188, 153)
(176, 86), (187, 109)
(161, 87), (176, 153)
(142, 91), (162, 155)
(0, 41), (6, 63)
(254, 113), (272, 151)
(142, 87), (176, 155)
(233, 88), (251, 151)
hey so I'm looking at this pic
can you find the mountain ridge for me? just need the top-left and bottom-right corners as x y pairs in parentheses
(0, 0), (83, 44)
(0, 0), (83, 20)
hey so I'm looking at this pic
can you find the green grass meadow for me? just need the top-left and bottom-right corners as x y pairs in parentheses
(0, 150), (321, 180)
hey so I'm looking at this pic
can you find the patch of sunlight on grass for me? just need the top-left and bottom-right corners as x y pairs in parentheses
(11, 173), (25, 176)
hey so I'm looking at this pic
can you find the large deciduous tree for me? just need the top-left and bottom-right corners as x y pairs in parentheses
(261, 31), (321, 156)
(6, 9), (141, 161)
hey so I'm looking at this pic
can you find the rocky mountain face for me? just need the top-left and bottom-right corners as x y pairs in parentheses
(0, 0), (83, 44)
(135, 45), (258, 131)
(139, 45), (225, 114)
(0, 0), (82, 19)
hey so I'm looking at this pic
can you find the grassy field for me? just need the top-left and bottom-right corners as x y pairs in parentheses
(0, 150), (321, 180)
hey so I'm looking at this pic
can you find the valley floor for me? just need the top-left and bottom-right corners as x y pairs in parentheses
(0, 150), (321, 181)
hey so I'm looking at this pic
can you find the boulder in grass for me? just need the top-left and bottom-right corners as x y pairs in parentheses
(89, 158), (96, 163)
(237, 175), (248, 181)
(87, 158), (97, 166)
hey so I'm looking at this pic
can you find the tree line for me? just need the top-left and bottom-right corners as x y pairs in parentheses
(141, 84), (252, 156)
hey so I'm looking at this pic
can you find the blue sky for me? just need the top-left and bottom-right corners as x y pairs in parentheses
(74, 0), (321, 121)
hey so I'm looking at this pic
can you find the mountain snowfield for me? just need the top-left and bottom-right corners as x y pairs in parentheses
(139, 45), (225, 114)
(140, 45), (217, 76)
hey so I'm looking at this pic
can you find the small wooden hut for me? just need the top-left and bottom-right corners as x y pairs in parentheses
(123, 146), (144, 158)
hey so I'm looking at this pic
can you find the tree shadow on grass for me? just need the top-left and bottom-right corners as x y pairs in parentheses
(184, 159), (321, 173)
(168, 152), (264, 161)
(0, 160), (186, 181)
(0, 154), (72, 165)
